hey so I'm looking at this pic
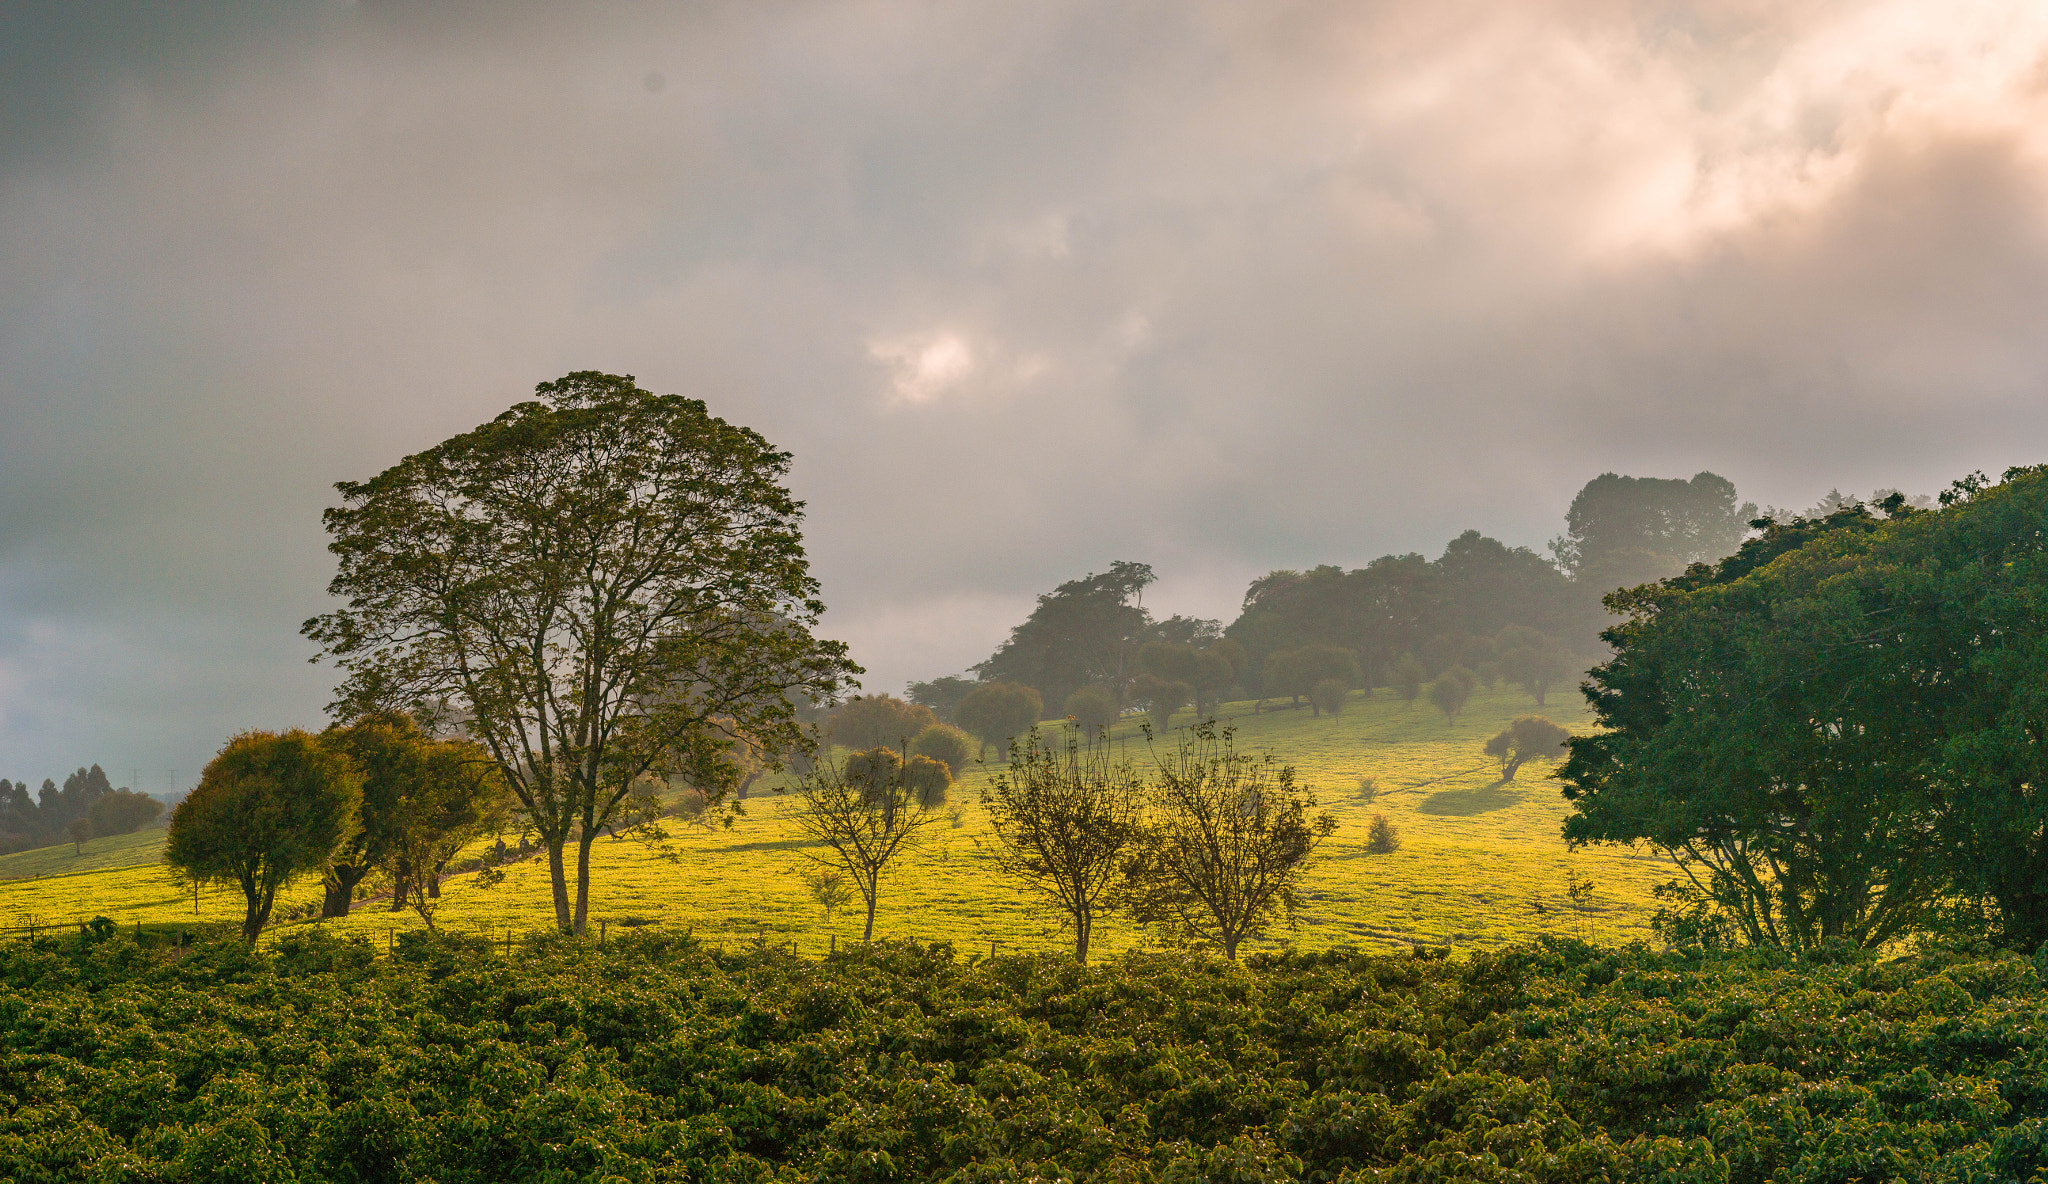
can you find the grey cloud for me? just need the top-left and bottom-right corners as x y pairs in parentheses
(4, 0), (2047, 780)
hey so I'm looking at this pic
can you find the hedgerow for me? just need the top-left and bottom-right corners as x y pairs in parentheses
(2, 926), (2045, 1182)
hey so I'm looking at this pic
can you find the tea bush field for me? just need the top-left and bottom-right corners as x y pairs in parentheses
(5, 927), (2046, 1182)
(0, 685), (1674, 955)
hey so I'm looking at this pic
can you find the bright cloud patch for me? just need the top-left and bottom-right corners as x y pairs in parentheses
(869, 332), (977, 403)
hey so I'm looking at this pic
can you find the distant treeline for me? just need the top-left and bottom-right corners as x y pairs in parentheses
(912, 470), (1758, 721)
(0, 764), (163, 855)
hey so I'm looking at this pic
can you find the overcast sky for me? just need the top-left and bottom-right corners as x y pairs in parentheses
(5, 0), (2048, 790)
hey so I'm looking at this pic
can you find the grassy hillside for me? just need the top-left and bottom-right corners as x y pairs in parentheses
(0, 825), (168, 880)
(0, 683), (1674, 953)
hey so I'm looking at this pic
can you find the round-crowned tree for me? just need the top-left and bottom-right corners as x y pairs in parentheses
(86, 789), (163, 837)
(844, 747), (903, 800)
(1427, 666), (1476, 724)
(1389, 654), (1426, 706)
(1063, 685), (1120, 738)
(828, 694), (939, 753)
(954, 681), (1044, 760)
(910, 723), (975, 776)
(166, 730), (364, 943)
(1309, 678), (1348, 718)
(900, 755), (952, 810)
(1484, 715), (1573, 781)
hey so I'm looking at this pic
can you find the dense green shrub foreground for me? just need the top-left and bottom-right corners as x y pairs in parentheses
(4, 930), (2048, 1183)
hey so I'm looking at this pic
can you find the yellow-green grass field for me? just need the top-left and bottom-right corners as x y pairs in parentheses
(0, 684), (1674, 955)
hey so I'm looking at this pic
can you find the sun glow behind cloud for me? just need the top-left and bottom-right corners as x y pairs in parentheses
(869, 331), (977, 403)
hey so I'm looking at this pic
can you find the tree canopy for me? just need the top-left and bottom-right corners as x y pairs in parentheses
(165, 730), (363, 943)
(972, 561), (1156, 710)
(1225, 533), (1582, 697)
(827, 694), (938, 753)
(1561, 468), (2048, 954)
(953, 681), (1044, 759)
(1551, 471), (1756, 592)
(303, 372), (856, 935)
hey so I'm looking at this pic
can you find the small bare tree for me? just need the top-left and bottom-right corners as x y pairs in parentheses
(1121, 722), (1336, 960)
(786, 753), (939, 941)
(984, 726), (1145, 964)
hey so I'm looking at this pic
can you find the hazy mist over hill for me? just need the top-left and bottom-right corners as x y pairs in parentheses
(5, 1), (2048, 784)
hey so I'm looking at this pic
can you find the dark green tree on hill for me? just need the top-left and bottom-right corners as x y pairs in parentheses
(973, 561), (1156, 709)
(904, 675), (978, 723)
(1484, 715), (1571, 780)
(1551, 470), (1756, 592)
(86, 789), (161, 837)
(1389, 654), (1425, 706)
(1127, 641), (1240, 720)
(1131, 674), (1190, 732)
(1062, 685), (1120, 738)
(1227, 533), (1578, 695)
(1561, 471), (2048, 953)
(1495, 625), (1571, 706)
(1264, 644), (1360, 713)
(1426, 666), (1475, 723)
(166, 730), (363, 943)
(953, 681), (1044, 760)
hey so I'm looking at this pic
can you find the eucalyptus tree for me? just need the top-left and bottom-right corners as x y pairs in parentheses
(304, 372), (858, 935)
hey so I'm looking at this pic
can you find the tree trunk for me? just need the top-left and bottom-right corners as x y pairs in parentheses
(243, 887), (274, 944)
(1074, 900), (1091, 965)
(388, 867), (409, 912)
(322, 866), (366, 918)
(572, 832), (596, 936)
(862, 887), (877, 942)
(547, 839), (573, 932)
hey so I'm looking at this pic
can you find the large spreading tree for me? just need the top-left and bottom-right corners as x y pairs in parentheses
(304, 372), (858, 935)
(1561, 471), (2048, 954)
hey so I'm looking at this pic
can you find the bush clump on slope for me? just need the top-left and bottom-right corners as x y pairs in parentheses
(1, 927), (2045, 1182)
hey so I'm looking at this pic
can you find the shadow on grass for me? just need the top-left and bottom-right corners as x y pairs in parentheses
(1417, 779), (1522, 816)
(716, 836), (819, 854)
